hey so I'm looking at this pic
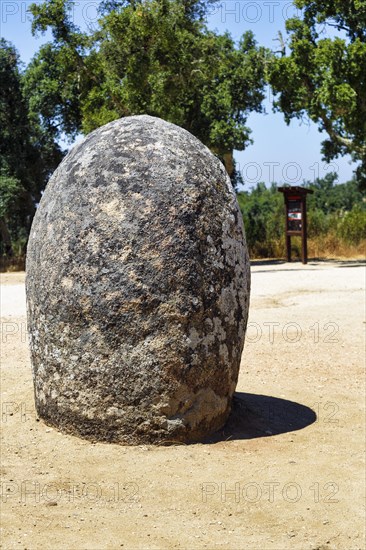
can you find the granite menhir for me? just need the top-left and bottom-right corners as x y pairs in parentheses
(26, 115), (250, 444)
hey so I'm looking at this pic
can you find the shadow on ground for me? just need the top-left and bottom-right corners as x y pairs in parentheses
(250, 258), (365, 272)
(250, 259), (286, 267)
(205, 392), (317, 443)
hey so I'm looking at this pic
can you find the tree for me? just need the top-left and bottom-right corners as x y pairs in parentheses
(268, 0), (366, 189)
(25, 0), (268, 186)
(307, 171), (365, 212)
(236, 175), (365, 256)
(237, 182), (284, 255)
(0, 39), (63, 256)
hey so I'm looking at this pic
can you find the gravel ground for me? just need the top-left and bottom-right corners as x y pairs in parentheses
(0, 259), (365, 550)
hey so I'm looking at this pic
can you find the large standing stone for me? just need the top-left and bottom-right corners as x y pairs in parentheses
(26, 115), (250, 444)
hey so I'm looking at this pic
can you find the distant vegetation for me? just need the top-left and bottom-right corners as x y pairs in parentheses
(1, 0), (366, 268)
(2, 171), (365, 271)
(237, 173), (366, 259)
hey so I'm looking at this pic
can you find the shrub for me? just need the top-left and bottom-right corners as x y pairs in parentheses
(336, 207), (366, 245)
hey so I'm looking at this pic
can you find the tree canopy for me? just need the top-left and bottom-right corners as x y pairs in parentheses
(24, 0), (268, 183)
(2, 0), (366, 260)
(268, 0), (366, 188)
(0, 39), (62, 256)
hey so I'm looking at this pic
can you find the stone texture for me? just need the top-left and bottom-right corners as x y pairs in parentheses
(26, 115), (250, 444)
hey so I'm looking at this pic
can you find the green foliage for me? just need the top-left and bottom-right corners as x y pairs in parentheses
(237, 183), (284, 256)
(25, 0), (268, 183)
(0, 175), (25, 219)
(307, 172), (365, 212)
(3, 1), (366, 260)
(307, 208), (330, 237)
(268, 0), (366, 189)
(336, 206), (366, 244)
(237, 175), (366, 257)
(0, 39), (63, 256)
(307, 173), (366, 244)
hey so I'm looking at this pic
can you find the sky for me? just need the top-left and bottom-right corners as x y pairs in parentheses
(0, 0), (358, 188)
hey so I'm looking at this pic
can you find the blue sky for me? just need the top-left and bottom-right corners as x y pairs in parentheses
(0, 0), (358, 188)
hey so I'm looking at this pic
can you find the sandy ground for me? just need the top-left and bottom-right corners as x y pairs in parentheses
(0, 260), (365, 550)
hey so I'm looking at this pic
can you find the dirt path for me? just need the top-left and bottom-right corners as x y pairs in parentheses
(1, 260), (365, 550)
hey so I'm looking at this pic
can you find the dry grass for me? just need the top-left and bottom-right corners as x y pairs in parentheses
(1, 237), (365, 273)
(0, 255), (26, 273)
(249, 236), (366, 261)
(308, 236), (366, 259)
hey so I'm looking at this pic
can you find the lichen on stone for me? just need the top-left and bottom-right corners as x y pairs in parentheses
(26, 115), (250, 444)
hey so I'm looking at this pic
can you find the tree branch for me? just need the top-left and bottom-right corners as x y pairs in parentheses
(301, 74), (366, 158)
(324, 22), (351, 34)
(319, 109), (366, 157)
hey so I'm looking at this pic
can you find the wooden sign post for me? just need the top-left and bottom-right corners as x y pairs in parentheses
(278, 186), (313, 264)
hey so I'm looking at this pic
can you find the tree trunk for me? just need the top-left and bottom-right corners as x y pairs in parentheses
(0, 217), (13, 257)
(223, 151), (234, 178)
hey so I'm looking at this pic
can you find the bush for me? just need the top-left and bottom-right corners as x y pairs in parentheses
(237, 182), (284, 257)
(336, 207), (366, 245)
(238, 176), (366, 259)
(307, 208), (330, 237)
